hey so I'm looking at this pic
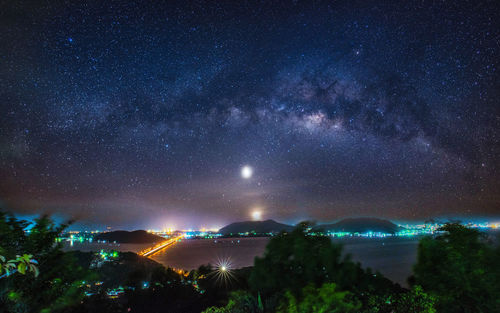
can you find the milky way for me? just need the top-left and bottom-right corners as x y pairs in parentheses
(1, 1), (499, 229)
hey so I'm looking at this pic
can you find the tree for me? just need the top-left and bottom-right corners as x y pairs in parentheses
(412, 224), (500, 313)
(0, 211), (92, 313)
(202, 290), (263, 313)
(393, 286), (436, 313)
(0, 254), (39, 279)
(277, 283), (361, 313)
(363, 285), (436, 313)
(249, 224), (397, 297)
(249, 225), (344, 297)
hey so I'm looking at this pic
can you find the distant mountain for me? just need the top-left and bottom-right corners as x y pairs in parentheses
(314, 217), (404, 234)
(219, 218), (405, 235)
(219, 219), (294, 235)
(95, 230), (165, 243)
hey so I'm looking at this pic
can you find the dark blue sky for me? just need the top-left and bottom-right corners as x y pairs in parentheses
(1, 0), (499, 229)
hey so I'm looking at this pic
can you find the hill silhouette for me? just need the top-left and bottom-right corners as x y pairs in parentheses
(313, 217), (404, 234)
(95, 230), (165, 243)
(218, 219), (293, 235)
(219, 217), (405, 235)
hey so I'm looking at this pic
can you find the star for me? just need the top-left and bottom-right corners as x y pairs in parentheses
(241, 166), (253, 179)
(0, 0), (498, 228)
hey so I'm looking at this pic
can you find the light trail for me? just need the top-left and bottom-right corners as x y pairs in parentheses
(138, 235), (184, 257)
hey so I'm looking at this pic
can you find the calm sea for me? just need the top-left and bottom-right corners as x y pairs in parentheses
(64, 236), (422, 286)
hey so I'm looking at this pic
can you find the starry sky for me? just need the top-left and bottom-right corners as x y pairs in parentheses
(1, 0), (499, 229)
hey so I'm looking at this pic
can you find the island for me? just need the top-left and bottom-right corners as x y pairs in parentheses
(94, 230), (165, 243)
(218, 219), (294, 235)
(313, 217), (405, 234)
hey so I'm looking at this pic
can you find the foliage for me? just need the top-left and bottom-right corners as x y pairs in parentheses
(203, 290), (264, 313)
(412, 223), (500, 313)
(248, 223), (399, 311)
(249, 225), (342, 296)
(120, 264), (251, 313)
(363, 285), (436, 313)
(0, 211), (93, 313)
(0, 254), (39, 278)
(277, 283), (361, 313)
(69, 291), (123, 313)
(60, 255), (211, 313)
(393, 286), (436, 313)
(3, 213), (494, 313)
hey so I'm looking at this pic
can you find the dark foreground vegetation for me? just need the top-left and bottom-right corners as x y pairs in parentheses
(1, 213), (499, 313)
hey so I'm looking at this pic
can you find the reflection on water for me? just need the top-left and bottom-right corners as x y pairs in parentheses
(63, 241), (153, 253)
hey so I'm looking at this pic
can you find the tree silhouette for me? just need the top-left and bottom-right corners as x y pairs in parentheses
(412, 224), (500, 313)
(0, 211), (92, 312)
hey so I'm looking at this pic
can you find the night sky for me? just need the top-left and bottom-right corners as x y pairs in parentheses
(1, 0), (499, 229)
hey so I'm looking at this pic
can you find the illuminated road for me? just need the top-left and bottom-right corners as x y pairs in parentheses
(139, 235), (184, 257)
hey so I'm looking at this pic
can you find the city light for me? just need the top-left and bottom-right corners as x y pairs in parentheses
(211, 257), (235, 286)
(251, 209), (262, 221)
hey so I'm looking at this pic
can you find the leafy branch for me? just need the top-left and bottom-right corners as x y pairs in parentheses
(0, 254), (39, 279)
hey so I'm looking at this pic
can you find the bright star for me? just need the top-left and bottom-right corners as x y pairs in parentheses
(241, 165), (253, 179)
